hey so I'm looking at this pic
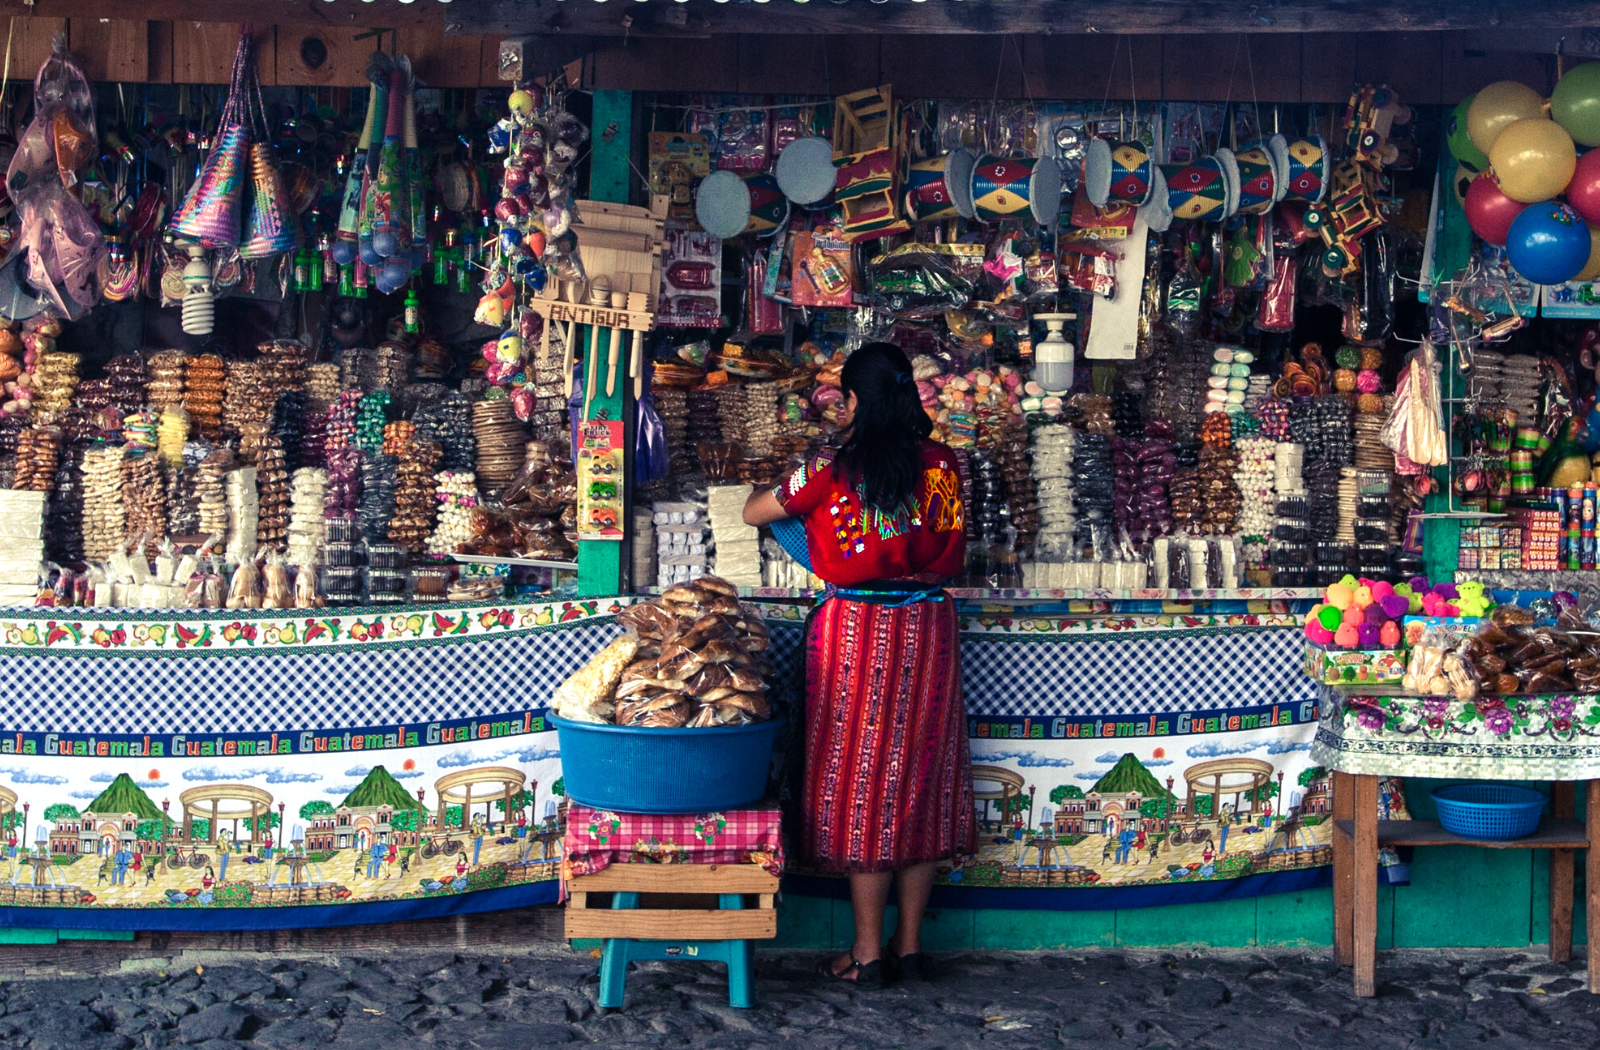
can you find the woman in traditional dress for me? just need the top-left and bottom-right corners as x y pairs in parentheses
(744, 341), (974, 988)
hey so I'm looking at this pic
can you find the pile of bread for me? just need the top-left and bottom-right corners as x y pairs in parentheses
(552, 574), (772, 728)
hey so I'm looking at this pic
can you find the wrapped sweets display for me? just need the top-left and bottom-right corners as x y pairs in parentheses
(286, 467), (329, 568)
(471, 396), (525, 492)
(304, 363), (341, 414)
(29, 351), (80, 423)
(426, 470), (478, 555)
(145, 351), (189, 411)
(13, 427), (60, 492)
(255, 436), (289, 552)
(414, 391), (475, 472)
(223, 360), (269, 438)
(388, 437), (441, 554)
(81, 445), (126, 562)
(122, 450), (168, 559)
(46, 448), (85, 563)
(183, 354), (226, 437)
(1029, 423), (1075, 563)
(196, 448), (232, 539)
(0, 489), (45, 606)
(224, 465), (259, 565)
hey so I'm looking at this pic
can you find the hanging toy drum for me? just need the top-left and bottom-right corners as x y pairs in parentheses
(695, 169), (790, 239)
(969, 154), (1062, 226)
(1161, 150), (1240, 224)
(1084, 137), (1157, 208)
(1232, 140), (1280, 216)
(774, 136), (837, 207)
(902, 152), (973, 222)
(1278, 133), (1329, 204)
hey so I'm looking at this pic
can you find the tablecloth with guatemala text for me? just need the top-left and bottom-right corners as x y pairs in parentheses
(0, 598), (1367, 926)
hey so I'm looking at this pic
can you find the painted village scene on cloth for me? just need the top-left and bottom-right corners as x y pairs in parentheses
(0, 736), (566, 911)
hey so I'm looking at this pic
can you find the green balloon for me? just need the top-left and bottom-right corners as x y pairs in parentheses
(1553, 62), (1600, 147)
(1448, 96), (1490, 168)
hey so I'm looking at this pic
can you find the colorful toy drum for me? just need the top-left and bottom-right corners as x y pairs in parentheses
(1232, 140), (1280, 216)
(1161, 150), (1239, 223)
(1084, 137), (1157, 208)
(1278, 133), (1329, 204)
(969, 154), (1062, 226)
(902, 151), (973, 222)
(774, 136), (837, 207)
(695, 169), (790, 239)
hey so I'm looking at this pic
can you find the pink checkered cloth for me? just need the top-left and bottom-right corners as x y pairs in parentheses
(563, 802), (785, 880)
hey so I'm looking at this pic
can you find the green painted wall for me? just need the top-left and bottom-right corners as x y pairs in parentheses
(777, 779), (1587, 951)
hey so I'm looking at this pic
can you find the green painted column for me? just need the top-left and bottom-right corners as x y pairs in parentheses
(575, 89), (633, 598)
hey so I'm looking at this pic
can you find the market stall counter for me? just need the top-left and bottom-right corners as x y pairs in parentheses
(0, 587), (1361, 931)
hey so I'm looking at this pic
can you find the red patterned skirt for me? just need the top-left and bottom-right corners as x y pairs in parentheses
(801, 594), (976, 873)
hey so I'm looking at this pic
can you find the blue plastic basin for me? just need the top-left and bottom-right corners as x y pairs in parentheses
(549, 715), (784, 814)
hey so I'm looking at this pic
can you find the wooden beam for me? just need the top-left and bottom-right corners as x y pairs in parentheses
(1, 0), (446, 29)
(69, 17), (149, 83)
(171, 22), (274, 85)
(455, 0), (1600, 38)
(275, 23), (373, 88)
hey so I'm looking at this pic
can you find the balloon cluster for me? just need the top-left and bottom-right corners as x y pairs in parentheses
(1458, 69), (1600, 286)
(330, 53), (426, 296)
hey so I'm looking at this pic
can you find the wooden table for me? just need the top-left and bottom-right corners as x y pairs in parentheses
(1331, 772), (1600, 996)
(565, 862), (779, 1009)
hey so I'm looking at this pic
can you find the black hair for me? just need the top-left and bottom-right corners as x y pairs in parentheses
(835, 341), (932, 514)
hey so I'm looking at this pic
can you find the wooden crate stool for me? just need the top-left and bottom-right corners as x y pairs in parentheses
(566, 862), (779, 1009)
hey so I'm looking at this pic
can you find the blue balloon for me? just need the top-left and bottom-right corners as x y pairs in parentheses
(1506, 201), (1592, 285)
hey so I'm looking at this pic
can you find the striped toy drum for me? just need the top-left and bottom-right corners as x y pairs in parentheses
(694, 169), (790, 239)
(1161, 150), (1239, 223)
(903, 152), (969, 222)
(969, 154), (1063, 225)
(1232, 140), (1280, 215)
(1084, 137), (1157, 208)
(1278, 133), (1329, 204)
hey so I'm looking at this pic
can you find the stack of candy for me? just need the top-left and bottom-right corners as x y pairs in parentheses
(46, 449), (85, 563)
(163, 447), (203, 537)
(197, 449), (233, 539)
(30, 351), (80, 423)
(324, 390), (361, 453)
(1070, 434), (1113, 553)
(183, 355), (226, 437)
(270, 390), (306, 473)
(0, 416), (26, 455)
(427, 471), (480, 555)
(0, 331), (24, 421)
(324, 448), (361, 521)
(354, 391), (391, 453)
(105, 355), (147, 416)
(930, 366), (1024, 449)
(389, 439), (442, 554)
(255, 437), (289, 552)
(122, 451), (168, 558)
(414, 391), (476, 472)
(122, 410), (158, 451)
(1243, 375), (1274, 418)
(81, 446), (126, 561)
(729, 385), (778, 457)
(286, 468), (329, 569)
(225, 465), (259, 565)
(305, 363), (341, 414)
(526, 353), (569, 445)
(1197, 412), (1240, 535)
(340, 346), (375, 391)
(224, 361), (269, 438)
(382, 420), (416, 457)
(300, 409), (327, 470)
(1336, 468), (1361, 544)
(1205, 347), (1253, 417)
(1111, 391), (1143, 437)
(157, 407), (189, 467)
(372, 341), (412, 393)
(1234, 435), (1276, 572)
(968, 453), (1007, 549)
(1030, 424), (1075, 560)
(13, 427), (61, 492)
(358, 453), (399, 544)
(258, 339), (307, 402)
(145, 351), (189, 411)
(994, 425), (1038, 551)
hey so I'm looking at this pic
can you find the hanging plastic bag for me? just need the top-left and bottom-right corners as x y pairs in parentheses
(635, 385), (669, 485)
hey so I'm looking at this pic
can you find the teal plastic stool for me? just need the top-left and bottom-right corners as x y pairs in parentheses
(598, 891), (756, 1008)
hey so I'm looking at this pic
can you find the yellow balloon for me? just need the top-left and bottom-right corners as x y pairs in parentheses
(1577, 225), (1600, 282)
(1467, 80), (1546, 155)
(1489, 118), (1577, 202)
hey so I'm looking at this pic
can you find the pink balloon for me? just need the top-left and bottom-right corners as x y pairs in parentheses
(1466, 171), (1528, 246)
(1567, 147), (1600, 225)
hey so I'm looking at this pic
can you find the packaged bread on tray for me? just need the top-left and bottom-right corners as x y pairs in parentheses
(557, 574), (773, 728)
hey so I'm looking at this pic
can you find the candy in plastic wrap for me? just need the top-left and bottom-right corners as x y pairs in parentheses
(552, 634), (640, 723)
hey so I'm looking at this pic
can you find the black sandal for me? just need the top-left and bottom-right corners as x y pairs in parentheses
(884, 946), (928, 983)
(814, 952), (884, 990)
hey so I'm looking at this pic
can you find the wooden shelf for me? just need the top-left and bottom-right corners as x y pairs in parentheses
(1335, 817), (1591, 850)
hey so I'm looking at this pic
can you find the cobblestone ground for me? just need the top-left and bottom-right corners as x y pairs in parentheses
(0, 945), (1598, 1048)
